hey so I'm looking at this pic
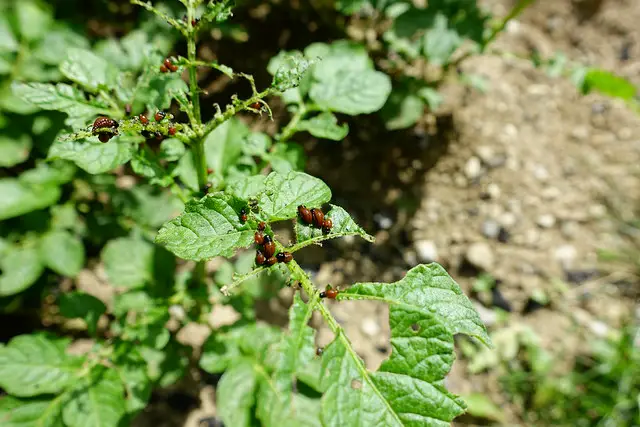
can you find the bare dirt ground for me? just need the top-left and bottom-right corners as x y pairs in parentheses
(133, 0), (640, 425)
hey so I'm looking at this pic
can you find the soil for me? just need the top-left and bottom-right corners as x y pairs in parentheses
(126, 0), (640, 425)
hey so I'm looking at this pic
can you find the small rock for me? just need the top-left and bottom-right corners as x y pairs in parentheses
(465, 242), (495, 271)
(373, 212), (393, 230)
(498, 212), (517, 228)
(361, 317), (381, 338)
(532, 164), (550, 181)
(482, 219), (501, 239)
(588, 204), (607, 219)
(589, 320), (609, 338)
(403, 250), (418, 266)
(415, 240), (438, 263)
(475, 146), (506, 168)
(570, 126), (589, 141)
(537, 214), (556, 228)
(561, 220), (579, 238)
(487, 183), (501, 199)
(554, 244), (577, 269)
(541, 186), (561, 200)
(464, 157), (482, 181)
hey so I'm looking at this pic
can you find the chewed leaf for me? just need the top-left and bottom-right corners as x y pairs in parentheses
(342, 263), (491, 346)
(257, 171), (331, 221)
(320, 306), (465, 427)
(294, 204), (374, 247)
(0, 334), (83, 397)
(156, 193), (255, 261)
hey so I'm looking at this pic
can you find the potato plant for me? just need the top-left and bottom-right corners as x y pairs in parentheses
(0, 1), (491, 426)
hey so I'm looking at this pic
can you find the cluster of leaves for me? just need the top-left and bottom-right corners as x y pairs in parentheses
(0, 0), (490, 426)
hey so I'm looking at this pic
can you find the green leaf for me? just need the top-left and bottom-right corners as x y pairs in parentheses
(0, 396), (64, 427)
(217, 362), (258, 427)
(60, 48), (119, 92)
(113, 347), (152, 414)
(205, 117), (250, 174)
(381, 91), (424, 130)
(0, 334), (83, 397)
(19, 161), (76, 187)
(297, 112), (349, 141)
(461, 393), (505, 423)
(421, 13), (462, 65)
(294, 204), (374, 246)
(114, 186), (183, 228)
(226, 175), (266, 200)
(258, 294), (319, 427)
(200, 324), (282, 374)
(159, 138), (185, 161)
(39, 231), (85, 277)
(101, 237), (155, 288)
(0, 16), (18, 52)
(320, 306), (465, 426)
(15, 1), (52, 42)
(139, 341), (189, 387)
(243, 132), (272, 157)
(48, 135), (139, 174)
(119, 307), (170, 350)
(58, 292), (106, 335)
(0, 245), (44, 296)
(112, 347), (152, 414)
(11, 82), (110, 128)
(581, 69), (637, 101)
(155, 193), (255, 261)
(62, 367), (125, 427)
(133, 68), (189, 112)
(33, 26), (90, 66)
(0, 134), (31, 167)
(343, 263), (491, 345)
(0, 178), (61, 221)
(310, 70), (391, 115)
(269, 143), (306, 174)
(253, 171), (332, 221)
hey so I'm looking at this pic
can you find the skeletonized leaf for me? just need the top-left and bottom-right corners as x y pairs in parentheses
(217, 362), (258, 427)
(0, 178), (61, 221)
(294, 204), (374, 246)
(62, 367), (126, 427)
(58, 292), (106, 335)
(39, 230), (85, 277)
(60, 48), (119, 92)
(0, 334), (83, 397)
(48, 135), (140, 174)
(155, 193), (255, 261)
(321, 306), (465, 427)
(343, 263), (491, 345)
(0, 396), (64, 427)
(0, 245), (44, 296)
(297, 112), (349, 141)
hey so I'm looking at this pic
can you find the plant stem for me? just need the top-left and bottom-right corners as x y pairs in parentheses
(186, 1), (207, 283)
(185, 3), (207, 192)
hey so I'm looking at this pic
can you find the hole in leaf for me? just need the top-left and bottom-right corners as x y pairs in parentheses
(411, 323), (420, 332)
(351, 379), (362, 390)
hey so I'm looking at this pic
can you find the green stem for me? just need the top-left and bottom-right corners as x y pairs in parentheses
(278, 105), (307, 143)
